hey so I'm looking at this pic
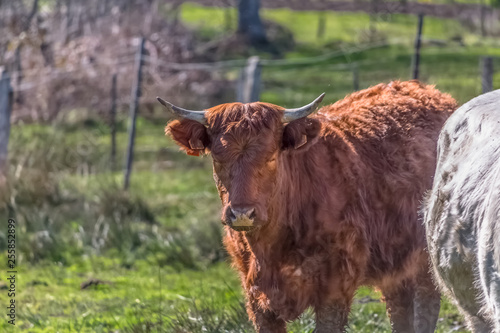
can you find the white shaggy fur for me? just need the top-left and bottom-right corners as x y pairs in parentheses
(424, 90), (500, 332)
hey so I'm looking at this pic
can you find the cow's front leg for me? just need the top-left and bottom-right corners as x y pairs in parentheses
(246, 297), (286, 333)
(381, 280), (415, 333)
(413, 268), (440, 333)
(253, 309), (286, 333)
(314, 301), (351, 333)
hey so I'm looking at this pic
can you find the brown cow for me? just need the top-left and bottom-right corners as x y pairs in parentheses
(160, 80), (457, 333)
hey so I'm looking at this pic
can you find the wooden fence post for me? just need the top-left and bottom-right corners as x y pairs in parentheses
(411, 13), (424, 80)
(352, 63), (359, 91)
(0, 70), (12, 177)
(237, 56), (261, 103)
(123, 37), (145, 190)
(110, 73), (117, 171)
(481, 56), (494, 94)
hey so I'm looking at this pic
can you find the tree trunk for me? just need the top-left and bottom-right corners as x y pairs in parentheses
(24, 0), (39, 30)
(237, 0), (267, 47)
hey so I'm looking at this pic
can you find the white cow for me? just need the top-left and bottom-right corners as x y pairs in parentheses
(424, 90), (500, 332)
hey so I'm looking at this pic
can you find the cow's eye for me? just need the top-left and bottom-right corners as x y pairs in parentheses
(267, 154), (277, 162)
(267, 157), (277, 167)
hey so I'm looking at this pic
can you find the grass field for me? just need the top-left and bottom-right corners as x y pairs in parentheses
(2, 3), (497, 332)
(180, 3), (500, 106)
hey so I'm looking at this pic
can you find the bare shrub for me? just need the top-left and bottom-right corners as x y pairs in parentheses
(1, 1), (229, 123)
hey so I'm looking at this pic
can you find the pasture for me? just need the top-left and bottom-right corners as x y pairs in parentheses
(1, 2), (497, 332)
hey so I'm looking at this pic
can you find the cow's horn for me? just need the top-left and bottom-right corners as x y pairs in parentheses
(157, 97), (207, 124)
(282, 93), (325, 123)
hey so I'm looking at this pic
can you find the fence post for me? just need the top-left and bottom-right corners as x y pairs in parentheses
(236, 69), (244, 102)
(110, 73), (117, 171)
(317, 11), (326, 40)
(352, 63), (359, 91)
(369, 0), (378, 41)
(480, 0), (486, 37)
(237, 56), (261, 103)
(223, 0), (232, 32)
(14, 46), (23, 104)
(123, 37), (145, 190)
(411, 13), (424, 80)
(0, 70), (12, 177)
(481, 56), (494, 94)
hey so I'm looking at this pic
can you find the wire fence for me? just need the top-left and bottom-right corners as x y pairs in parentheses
(1, 12), (499, 183)
(1, 40), (494, 122)
(1, 39), (495, 104)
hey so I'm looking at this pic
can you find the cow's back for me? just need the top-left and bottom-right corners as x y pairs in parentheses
(318, 80), (454, 199)
(315, 80), (455, 282)
(424, 89), (500, 331)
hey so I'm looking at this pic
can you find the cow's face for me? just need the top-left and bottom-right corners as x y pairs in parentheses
(162, 96), (323, 231)
(209, 103), (282, 231)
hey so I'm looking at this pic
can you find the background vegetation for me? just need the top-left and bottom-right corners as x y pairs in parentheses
(1, 0), (498, 331)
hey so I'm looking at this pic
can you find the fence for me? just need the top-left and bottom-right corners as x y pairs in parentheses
(0, 70), (11, 179)
(0, 16), (498, 189)
(481, 56), (494, 94)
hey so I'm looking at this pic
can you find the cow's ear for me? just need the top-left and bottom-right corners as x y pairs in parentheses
(282, 117), (321, 151)
(166, 119), (210, 156)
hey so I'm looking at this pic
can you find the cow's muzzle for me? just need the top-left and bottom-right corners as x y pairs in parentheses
(225, 206), (256, 231)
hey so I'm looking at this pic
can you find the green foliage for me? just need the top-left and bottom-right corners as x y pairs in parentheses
(2, 4), (490, 332)
(0, 118), (223, 270)
(181, 3), (500, 106)
(0, 257), (468, 332)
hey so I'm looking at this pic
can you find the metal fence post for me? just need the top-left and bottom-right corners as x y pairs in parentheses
(110, 73), (117, 171)
(352, 63), (359, 91)
(317, 11), (326, 40)
(0, 70), (12, 176)
(124, 37), (145, 190)
(411, 13), (424, 80)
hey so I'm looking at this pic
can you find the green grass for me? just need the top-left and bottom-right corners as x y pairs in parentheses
(0, 258), (247, 332)
(260, 44), (500, 107)
(2, 111), (470, 331)
(1, 117), (470, 332)
(2, 3), (493, 332)
(180, 3), (500, 105)
(0, 256), (468, 332)
(180, 3), (483, 45)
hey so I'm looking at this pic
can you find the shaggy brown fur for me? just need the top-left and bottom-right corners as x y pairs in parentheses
(165, 80), (457, 332)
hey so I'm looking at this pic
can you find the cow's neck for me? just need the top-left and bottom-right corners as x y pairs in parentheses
(245, 149), (326, 260)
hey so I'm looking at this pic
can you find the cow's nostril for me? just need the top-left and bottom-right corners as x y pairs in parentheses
(230, 207), (256, 220)
(229, 206), (256, 231)
(246, 208), (256, 219)
(228, 208), (237, 222)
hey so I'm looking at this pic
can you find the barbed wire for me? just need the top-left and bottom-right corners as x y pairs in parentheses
(11, 57), (135, 92)
(141, 40), (392, 71)
(4, 54), (136, 78)
(6, 38), (489, 93)
(7, 41), (395, 92)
